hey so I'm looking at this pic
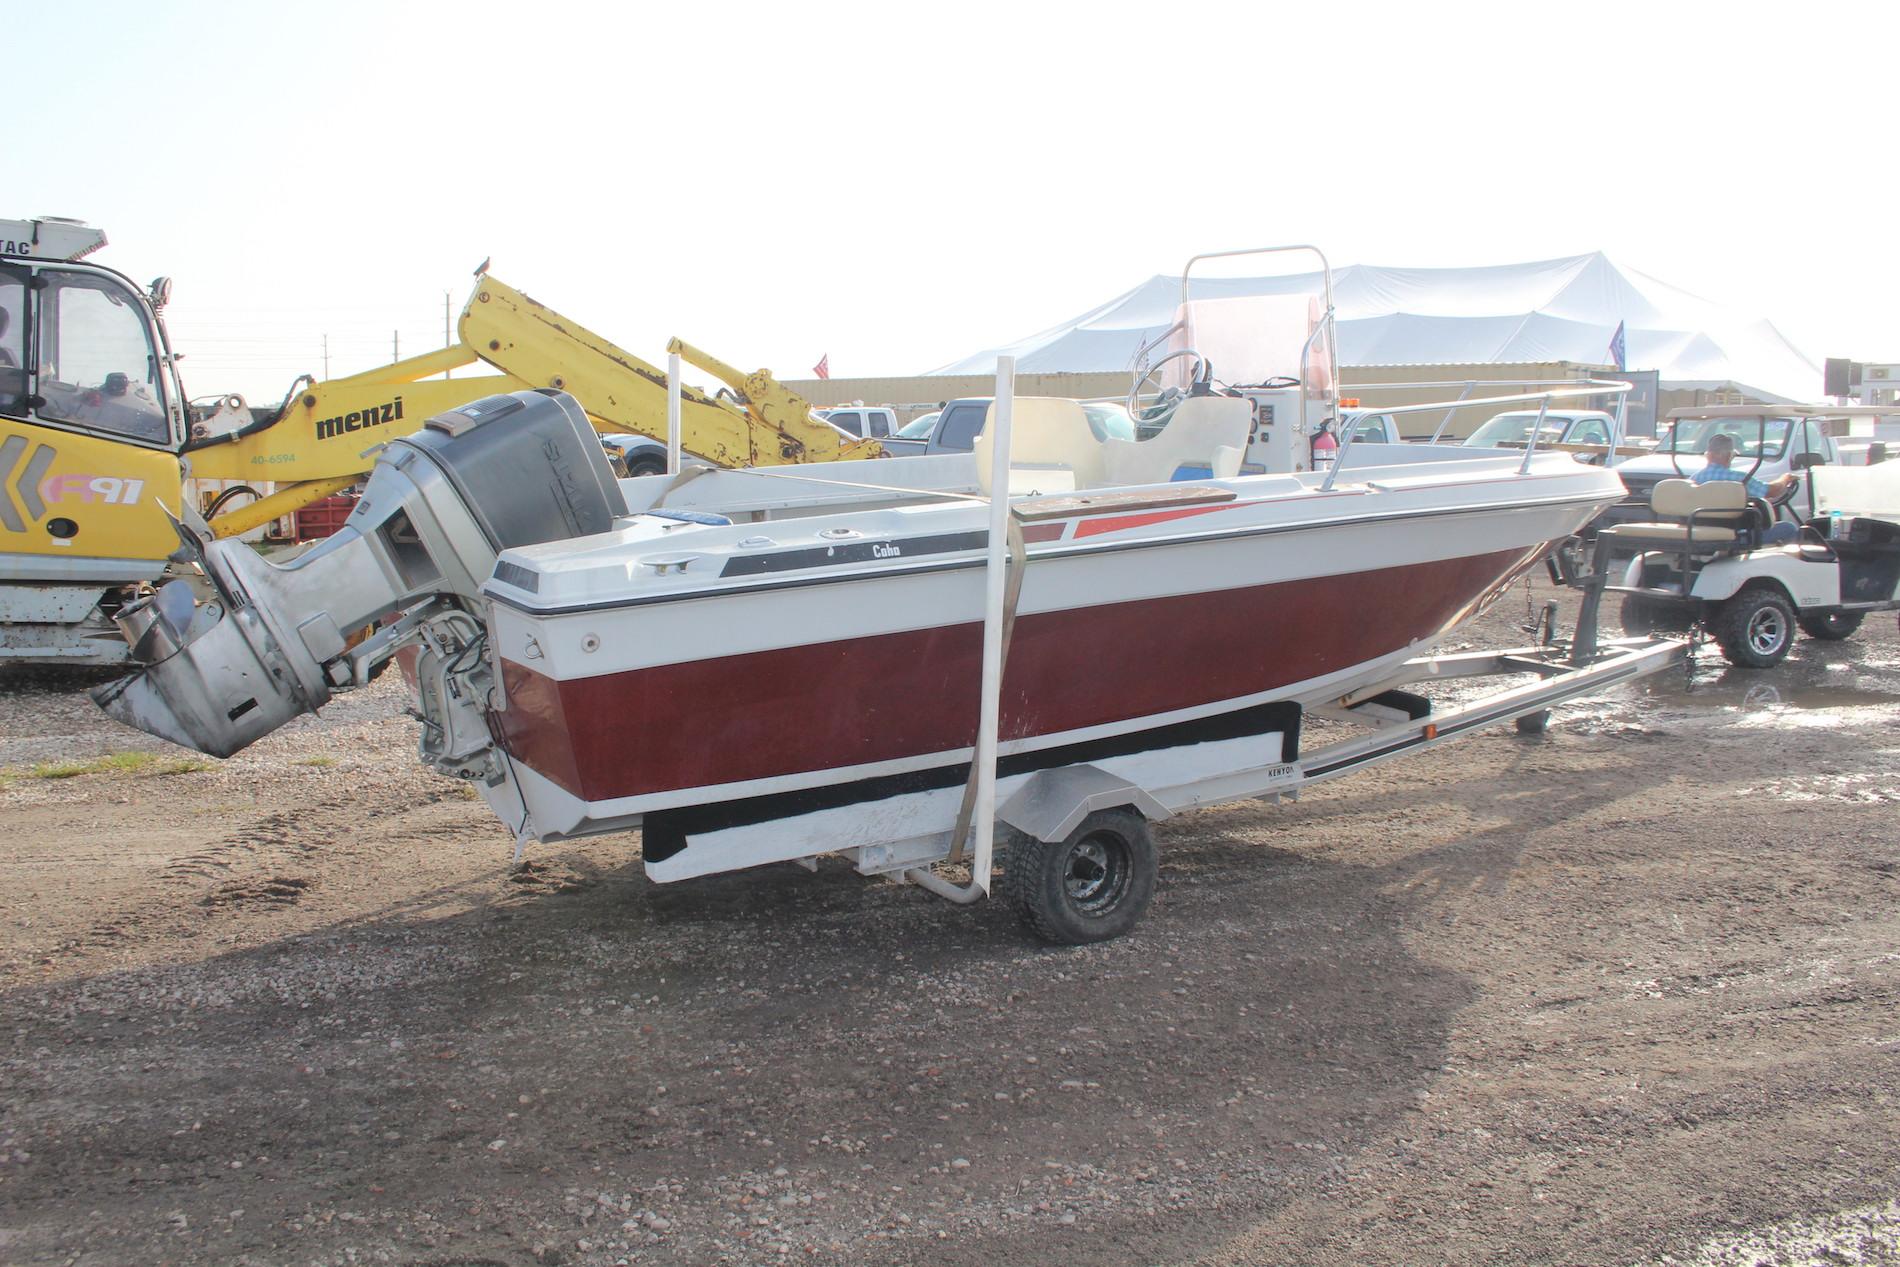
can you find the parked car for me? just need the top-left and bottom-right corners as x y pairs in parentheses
(881, 398), (1136, 456)
(896, 410), (939, 440)
(1339, 408), (1404, 445)
(1463, 409), (1618, 454)
(878, 398), (989, 456)
(599, 433), (669, 477)
(819, 406), (898, 439)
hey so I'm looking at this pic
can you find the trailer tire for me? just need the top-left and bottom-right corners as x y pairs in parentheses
(1003, 809), (1155, 945)
(1515, 709), (1551, 735)
(1711, 584), (1796, 668)
(1797, 611), (1863, 641)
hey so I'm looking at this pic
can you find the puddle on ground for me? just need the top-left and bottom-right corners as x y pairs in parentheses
(1646, 1196), (1900, 1267)
(1557, 640), (1900, 734)
(1408, 635), (1900, 755)
(1527, 643), (1900, 802)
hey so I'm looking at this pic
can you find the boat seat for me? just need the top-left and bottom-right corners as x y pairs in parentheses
(1596, 477), (1746, 547)
(971, 396), (1249, 494)
(1099, 396), (1250, 487)
(971, 398), (1106, 495)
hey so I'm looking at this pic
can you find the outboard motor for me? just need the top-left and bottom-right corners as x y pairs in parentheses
(94, 389), (626, 762)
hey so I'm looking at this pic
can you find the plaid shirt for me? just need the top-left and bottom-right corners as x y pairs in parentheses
(1693, 464), (1768, 499)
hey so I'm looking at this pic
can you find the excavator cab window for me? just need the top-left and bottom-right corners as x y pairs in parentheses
(0, 266), (25, 414)
(33, 270), (172, 447)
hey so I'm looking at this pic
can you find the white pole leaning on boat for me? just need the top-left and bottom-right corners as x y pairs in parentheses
(666, 350), (683, 475)
(968, 354), (1016, 897)
(902, 356), (1014, 905)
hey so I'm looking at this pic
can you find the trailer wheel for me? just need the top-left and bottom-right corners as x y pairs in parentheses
(1515, 709), (1551, 735)
(1711, 584), (1796, 668)
(1797, 610), (1864, 641)
(1003, 809), (1156, 945)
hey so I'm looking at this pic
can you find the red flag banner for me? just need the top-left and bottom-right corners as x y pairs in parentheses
(812, 354), (830, 380)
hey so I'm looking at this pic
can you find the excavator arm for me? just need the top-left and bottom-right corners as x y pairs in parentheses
(185, 272), (879, 537)
(464, 277), (879, 468)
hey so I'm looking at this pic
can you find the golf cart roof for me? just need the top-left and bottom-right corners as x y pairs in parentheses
(1664, 404), (1900, 421)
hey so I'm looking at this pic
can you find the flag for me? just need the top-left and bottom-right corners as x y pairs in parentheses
(1608, 321), (1627, 373)
(812, 354), (830, 380)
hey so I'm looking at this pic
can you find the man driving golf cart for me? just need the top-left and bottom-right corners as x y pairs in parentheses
(1695, 433), (1799, 545)
(1589, 407), (1900, 667)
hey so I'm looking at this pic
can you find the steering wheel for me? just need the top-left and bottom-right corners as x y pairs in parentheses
(1127, 349), (1207, 423)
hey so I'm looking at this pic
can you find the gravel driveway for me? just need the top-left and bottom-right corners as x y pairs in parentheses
(3, 590), (1897, 1266)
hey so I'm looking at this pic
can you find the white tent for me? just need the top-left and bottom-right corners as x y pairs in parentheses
(925, 253), (1820, 403)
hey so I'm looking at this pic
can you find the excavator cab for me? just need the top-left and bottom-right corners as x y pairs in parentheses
(21, 267), (182, 447)
(2, 223), (195, 662)
(4, 215), (879, 667)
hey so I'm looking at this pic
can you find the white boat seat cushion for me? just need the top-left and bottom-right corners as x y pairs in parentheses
(1099, 396), (1250, 487)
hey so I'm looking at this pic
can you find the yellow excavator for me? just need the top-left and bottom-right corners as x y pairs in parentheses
(0, 217), (875, 666)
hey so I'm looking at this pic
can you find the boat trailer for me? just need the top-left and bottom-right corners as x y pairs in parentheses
(655, 617), (1686, 944)
(649, 357), (1688, 944)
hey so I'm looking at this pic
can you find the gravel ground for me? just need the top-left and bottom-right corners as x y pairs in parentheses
(2, 584), (1897, 1267)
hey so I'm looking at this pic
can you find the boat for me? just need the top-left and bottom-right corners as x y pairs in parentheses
(484, 432), (1616, 834)
(94, 247), (1634, 899)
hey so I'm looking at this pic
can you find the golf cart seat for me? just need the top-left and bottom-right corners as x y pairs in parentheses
(1596, 478), (1747, 548)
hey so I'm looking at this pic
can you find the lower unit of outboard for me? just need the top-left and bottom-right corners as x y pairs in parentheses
(94, 389), (625, 758)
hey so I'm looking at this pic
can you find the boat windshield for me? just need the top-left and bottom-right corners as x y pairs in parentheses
(896, 412), (939, 439)
(1656, 417), (1791, 459)
(1083, 402), (1137, 441)
(1464, 412), (1567, 448)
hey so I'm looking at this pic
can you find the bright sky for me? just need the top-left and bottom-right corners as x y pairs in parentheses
(18, 0), (1897, 402)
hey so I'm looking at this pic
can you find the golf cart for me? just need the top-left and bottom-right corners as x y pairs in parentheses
(1589, 407), (1900, 667)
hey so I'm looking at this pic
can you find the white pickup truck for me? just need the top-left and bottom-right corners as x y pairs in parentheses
(1336, 407), (1619, 451)
(1595, 410), (1840, 532)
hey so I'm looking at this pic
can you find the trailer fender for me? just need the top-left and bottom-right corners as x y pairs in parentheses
(997, 765), (1171, 844)
(1690, 551), (1839, 608)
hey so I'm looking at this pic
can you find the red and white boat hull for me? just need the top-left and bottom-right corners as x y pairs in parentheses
(480, 458), (1616, 847)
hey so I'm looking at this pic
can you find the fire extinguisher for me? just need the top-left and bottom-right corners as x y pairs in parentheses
(1311, 419), (1339, 471)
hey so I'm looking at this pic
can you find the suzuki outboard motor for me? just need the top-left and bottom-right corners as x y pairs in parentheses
(94, 390), (625, 762)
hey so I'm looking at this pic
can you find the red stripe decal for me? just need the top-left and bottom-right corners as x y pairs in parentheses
(1072, 505), (1229, 538)
(495, 546), (1544, 803)
(1020, 522), (1066, 543)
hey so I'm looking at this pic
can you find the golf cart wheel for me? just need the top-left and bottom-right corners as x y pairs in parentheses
(1711, 584), (1797, 668)
(1797, 611), (1864, 641)
(1619, 593), (1693, 636)
(1003, 808), (1156, 945)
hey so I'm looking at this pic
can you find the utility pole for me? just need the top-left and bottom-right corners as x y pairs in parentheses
(443, 291), (452, 379)
(322, 334), (329, 379)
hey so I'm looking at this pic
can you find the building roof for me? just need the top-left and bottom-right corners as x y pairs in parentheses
(925, 252), (1819, 402)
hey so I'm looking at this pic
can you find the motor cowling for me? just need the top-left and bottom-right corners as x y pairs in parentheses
(94, 389), (625, 757)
